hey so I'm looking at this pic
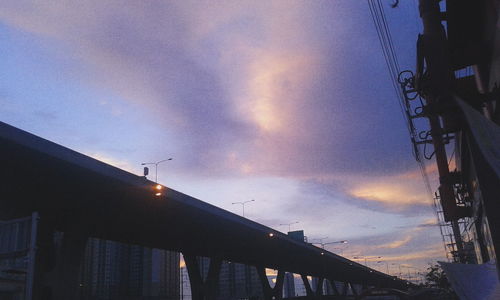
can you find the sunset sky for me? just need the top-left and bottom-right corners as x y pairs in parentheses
(0, 1), (444, 275)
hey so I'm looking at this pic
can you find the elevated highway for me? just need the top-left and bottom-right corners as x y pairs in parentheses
(0, 121), (409, 299)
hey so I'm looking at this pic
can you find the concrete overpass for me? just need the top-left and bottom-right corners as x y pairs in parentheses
(0, 121), (409, 299)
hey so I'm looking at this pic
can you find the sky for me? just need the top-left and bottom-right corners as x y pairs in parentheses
(0, 0), (445, 277)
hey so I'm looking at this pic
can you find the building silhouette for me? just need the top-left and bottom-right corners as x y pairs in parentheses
(282, 272), (295, 298)
(196, 257), (264, 300)
(79, 238), (180, 300)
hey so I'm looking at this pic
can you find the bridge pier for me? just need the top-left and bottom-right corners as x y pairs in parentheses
(300, 275), (325, 299)
(300, 274), (313, 298)
(257, 267), (284, 300)
(184, 255), (222, 300)
(32, 220), (88, 300)
(326, 279), (340, 296)
(341, 282), (349, 297)
(350, 283), (358, 297)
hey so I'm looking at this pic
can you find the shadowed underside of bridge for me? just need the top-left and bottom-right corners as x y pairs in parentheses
(0, 121), (406, 290)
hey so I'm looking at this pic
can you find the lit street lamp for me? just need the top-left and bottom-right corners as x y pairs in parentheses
(279, 221), (299, 232)
(231, 199), (255, 217)
(141, 158), (173, 183)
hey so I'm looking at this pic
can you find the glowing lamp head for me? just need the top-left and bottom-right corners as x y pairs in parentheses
(320, 252), (324, 256)
(156, 184), (163, 190)
(155, 192), (162, 197)
(268, 233), (274, 237)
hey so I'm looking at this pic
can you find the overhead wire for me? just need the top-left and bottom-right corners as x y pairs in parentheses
(368, 0), (412, 138)
(367, 0), (435, 201)
(368, 2), (452, 259)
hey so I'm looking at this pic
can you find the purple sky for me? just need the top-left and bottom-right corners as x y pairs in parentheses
(0, 1), (444, 275)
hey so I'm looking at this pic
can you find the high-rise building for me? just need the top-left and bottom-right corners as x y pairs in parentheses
(79, 238), (180, 300)
(218, 262), (263, 300)
(159, 249), (181, 300)
(283, 272), (295, 298)
(196, 258), (264, 300)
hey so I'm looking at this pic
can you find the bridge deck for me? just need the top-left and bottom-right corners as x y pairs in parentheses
(0, 121), (405, 288)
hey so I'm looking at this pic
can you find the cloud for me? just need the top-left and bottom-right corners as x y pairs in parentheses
(0, 1), (446, 270)
(382, 245), (445, 263)
(0, 1), (416, 180)
(350, 182), (428, 206)
(345, 168), (435, 210)
(376, 235), (413, 249)
(86, 151), (136, 173)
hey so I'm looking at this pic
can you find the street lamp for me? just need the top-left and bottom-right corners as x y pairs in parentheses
(377, 261), (389, 274)
(352, 255), (382, 266)
(310, 237), (328, 248)
(332, 247), (347, 255)
(279, 221), (299, 232)
(141, 158), (173, 183)
(402, 265), (421, 283)
(312, 239), (348, 249)
(391, 263), (403, 278)
(231, 199), (255, 217)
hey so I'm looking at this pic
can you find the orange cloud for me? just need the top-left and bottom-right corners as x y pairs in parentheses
(381, 246), (445, 262)
(344, 167), (436, 208)
(86, 152), (136, 174)
(375, 236), (413, 249)
(242, 53), (316, 133)
(350, 183), (430, 206)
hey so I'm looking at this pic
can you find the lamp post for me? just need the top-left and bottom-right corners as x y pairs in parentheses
(402, 265), (421, 284)
(352, 255), (382, 267)
(310, 237), (329, 248)
(391, 263), (403, 278)
(279, 221), (299, 233)
(141, 158), (173, 183)
(312, 239), (348, 249)
(377, 261), (389, 274)
(332, 247), (347, 255)
(231, 199), (255, 217)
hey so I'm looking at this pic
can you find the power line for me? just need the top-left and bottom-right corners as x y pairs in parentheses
(368, 0), (434, 199)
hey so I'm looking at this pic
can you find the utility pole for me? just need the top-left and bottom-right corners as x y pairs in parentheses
(418, 0), (467, 262)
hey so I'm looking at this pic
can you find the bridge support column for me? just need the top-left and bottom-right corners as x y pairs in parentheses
(32, 221), (88, 300)
(350, 283), (358, 297)
(342, 282), (349, 297)
(301, 275), (313, 298)
(49, 231), (88, 300)
(300, 275), (324, 299)
(257, 267), (284, 300)
(360, 282), (369, 296)
(184, 255), (222, 300)
(315, 277), (324, 296)
(327, 279), (340, 296)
